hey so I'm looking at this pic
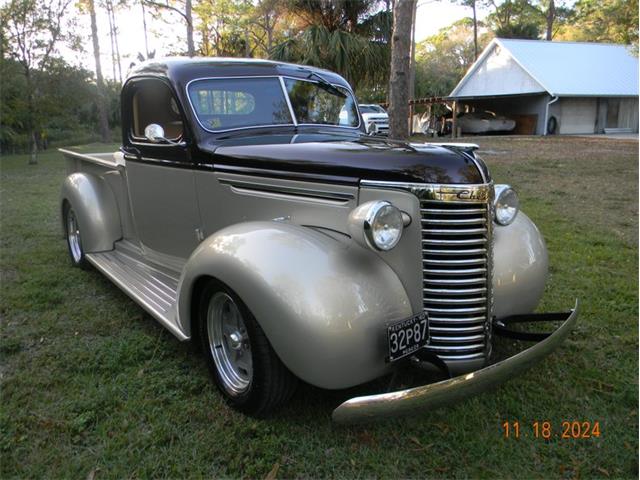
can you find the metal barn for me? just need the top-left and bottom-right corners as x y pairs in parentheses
(449, 39), (639, 135)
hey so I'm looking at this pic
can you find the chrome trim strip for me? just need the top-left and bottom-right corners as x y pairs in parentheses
(430, 325), (485, 333)
(422, 227), (487, 235)
(423, 267), (487, 275)
(218, 178), (354, 202)
(360, 181), (492, 203)
(279, 76), (298, 127)
(428, 316), (486, 324)
(423, 238), (486, 246)
(423, 248), (487, 256)
(280, 75), (362, 130)
(425, 277), (486, 286)
(185, 75), (362, 134)
(423, 257), (486, 266)
(421, 207), (486, 215)
(426, 343), (485, 351)
(424, 287), (487, 295)
(185, 76), (296, 134)
(425, 306), (486, 314)
(332, 302), (579, 424)
(421, 217), (487, 225)
(427, 297), (487, 305)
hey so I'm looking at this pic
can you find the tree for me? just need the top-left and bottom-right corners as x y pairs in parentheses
(144, 0), (195, 56)
(85, 0), (111, 142)
(484, 0), (541, 39)
(414, 19), (490, 98)
(270, 0), (392, 91)
(388, 0), (417, 140)
(457, 0), (479, 58)
(105, 0), (123, 82)
(556, 0), (639, 46)
(1, 0), (73, 163)
(248, 0), (286, 56)
(194, 0), (254, 57)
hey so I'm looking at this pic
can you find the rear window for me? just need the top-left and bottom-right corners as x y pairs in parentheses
(188, 78), (293, 131)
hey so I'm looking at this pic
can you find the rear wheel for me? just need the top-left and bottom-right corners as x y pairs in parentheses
(198, 281), (297, 415)
(63, 204), (89, 269)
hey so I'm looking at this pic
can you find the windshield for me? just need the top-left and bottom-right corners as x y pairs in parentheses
(188, 77), (293, 131)
(188, 76), (359, 131)
(284, 78), (359, 127)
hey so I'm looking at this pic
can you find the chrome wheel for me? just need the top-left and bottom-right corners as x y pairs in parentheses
(207, 292), (253, 396)
(66, 208), (83, 263)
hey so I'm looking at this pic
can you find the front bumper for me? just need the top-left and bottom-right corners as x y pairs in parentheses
(332, 301), (578, 424)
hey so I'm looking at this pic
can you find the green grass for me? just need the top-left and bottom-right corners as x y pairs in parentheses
(1, 138), (638, 478)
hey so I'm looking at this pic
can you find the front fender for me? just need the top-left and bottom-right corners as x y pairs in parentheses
(177, 221), (412, 389)
(60, 173), (122, 253)
(493, 212), (548, 318)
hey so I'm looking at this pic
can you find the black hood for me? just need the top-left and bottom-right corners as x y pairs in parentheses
(197, 132), (486, 185)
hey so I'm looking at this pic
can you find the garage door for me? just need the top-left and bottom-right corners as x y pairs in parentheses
(559, 98), (597, 134)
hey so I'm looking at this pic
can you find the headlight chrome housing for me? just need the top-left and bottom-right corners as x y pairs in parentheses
(348, 200), (404, 251)
(494, 185), (519, 226)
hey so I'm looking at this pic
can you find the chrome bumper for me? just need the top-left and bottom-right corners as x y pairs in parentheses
(332, 301), (579, 425)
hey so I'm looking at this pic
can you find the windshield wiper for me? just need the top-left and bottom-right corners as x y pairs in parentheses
(305, 70), (347, 98)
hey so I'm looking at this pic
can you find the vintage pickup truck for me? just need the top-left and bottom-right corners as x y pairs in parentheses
(60, 58), (578, 424)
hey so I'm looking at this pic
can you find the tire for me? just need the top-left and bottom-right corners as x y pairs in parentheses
(198, 280), (297, 415)
(63, 203), (90, 269)
(547, 115), (558, 135)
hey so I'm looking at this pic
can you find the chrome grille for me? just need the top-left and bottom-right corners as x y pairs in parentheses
(421, 200), (491, 360)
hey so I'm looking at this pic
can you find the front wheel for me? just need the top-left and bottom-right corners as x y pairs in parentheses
(198, 281), (297, 415)
(63, 204), (89, 269)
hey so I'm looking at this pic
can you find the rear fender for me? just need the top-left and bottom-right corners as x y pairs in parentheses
(60, 173), (122, 252)
(177, 221), (412, 389)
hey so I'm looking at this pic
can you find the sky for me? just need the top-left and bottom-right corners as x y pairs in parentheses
(62, 1), (489, 81)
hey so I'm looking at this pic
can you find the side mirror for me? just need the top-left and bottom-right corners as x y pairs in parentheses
(366, 121), (378, 136)
(144, 123), (186, 147)
(144, 124), (166, 143)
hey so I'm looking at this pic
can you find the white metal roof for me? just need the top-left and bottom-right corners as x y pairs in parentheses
(450, 38), (639, 98)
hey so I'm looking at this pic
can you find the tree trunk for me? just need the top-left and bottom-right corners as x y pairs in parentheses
(409, 0), (417, 135)
(388, 0), (416, 140)
(110, 2), (123, 82)
(472, 0), (478, 59)
(106, 0), (117, 80)
(185, 0), (195, 56)
(25, 69), (38, 165)
(88, 0), (111, 143)
(546, 0), (555, 41)
(141, 0), (150, 58)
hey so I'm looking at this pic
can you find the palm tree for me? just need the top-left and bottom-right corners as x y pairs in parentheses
(270, 0), (391, 91)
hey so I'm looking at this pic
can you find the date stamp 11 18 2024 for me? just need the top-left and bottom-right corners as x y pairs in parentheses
(502, 421), (601, 440)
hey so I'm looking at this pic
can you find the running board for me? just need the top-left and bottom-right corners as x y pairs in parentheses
(86, 249), (188, 340)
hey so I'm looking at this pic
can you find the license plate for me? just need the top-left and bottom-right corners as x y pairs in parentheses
(387, 312), (429, 362)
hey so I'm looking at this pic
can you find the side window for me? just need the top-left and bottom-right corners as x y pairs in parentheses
(131, 80), (184, 141)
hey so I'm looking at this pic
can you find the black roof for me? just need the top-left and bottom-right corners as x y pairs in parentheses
(126, 57), (352, 90)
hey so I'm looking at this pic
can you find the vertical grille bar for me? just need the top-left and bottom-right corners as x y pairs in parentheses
(421, 199), (491, 360)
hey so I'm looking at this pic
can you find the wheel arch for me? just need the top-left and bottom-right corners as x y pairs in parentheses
(176, 221), (412, 389)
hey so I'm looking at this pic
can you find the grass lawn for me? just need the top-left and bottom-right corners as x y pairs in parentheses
(1, 137), (638, 478)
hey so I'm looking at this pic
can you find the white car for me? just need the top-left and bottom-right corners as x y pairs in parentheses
(359, 104), (389, 135)
(457, 111), (516, 134)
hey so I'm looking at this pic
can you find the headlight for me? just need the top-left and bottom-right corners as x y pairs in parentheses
(348, 201), (404, 251)
(494, 185), (519, 226)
